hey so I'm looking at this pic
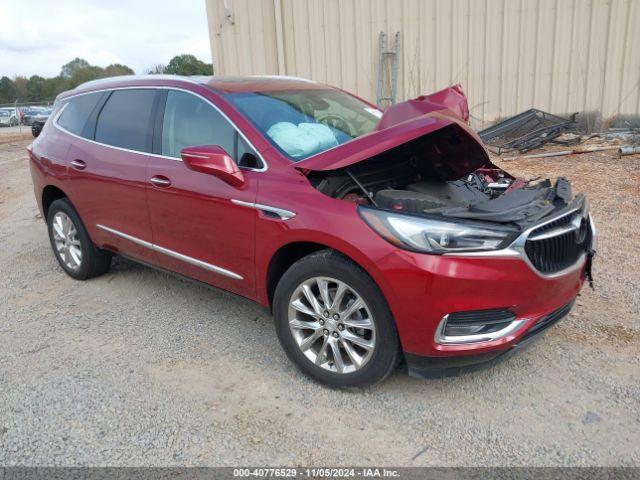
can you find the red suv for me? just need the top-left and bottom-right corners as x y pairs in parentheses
(28, 75), (596, 387)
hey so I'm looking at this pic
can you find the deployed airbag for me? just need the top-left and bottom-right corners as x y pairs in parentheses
(267, 122), (338, 159)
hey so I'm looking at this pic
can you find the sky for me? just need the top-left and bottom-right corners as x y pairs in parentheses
(0, 0), (212, 78)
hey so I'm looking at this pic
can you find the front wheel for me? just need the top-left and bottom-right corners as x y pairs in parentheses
(273, 250), (400, 387)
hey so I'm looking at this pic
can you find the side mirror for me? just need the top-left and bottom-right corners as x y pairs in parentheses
(180, 145), (245, 187)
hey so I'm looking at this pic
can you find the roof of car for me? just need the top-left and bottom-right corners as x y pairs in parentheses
(66, 74), (326, 99)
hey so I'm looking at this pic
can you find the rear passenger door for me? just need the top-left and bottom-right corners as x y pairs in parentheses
(64, 88), (160, 264)
(145, 89), (261, 297)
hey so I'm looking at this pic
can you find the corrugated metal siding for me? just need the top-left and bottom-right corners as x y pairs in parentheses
(205, 0), (640, 125)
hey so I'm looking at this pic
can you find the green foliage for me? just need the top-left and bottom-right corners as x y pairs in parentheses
(146, 64), (167, 74)
(0, 58), (134, 103)
(103, 64), (135, 77)
(60, 58), (91, 78)
(164, 54), (213, 76)
(0, 76), (17, 104)
(0, 54), (209, 104)
(25, 75), (47, 101)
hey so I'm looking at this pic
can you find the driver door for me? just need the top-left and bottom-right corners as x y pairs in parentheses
(145, 89), (260, 297)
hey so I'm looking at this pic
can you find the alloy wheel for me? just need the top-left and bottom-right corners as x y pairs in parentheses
(52, 211), (82, 271)
(287, 276), (376, 374)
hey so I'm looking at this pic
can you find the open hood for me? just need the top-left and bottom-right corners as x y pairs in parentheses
(293, 86), (492, 174)
(375, 84), (470, 129)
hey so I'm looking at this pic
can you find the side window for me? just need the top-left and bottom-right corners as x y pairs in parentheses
(95, 89), (156, 152)
(236, 134), (260, 169)
(57, 92), (102, 136)
(161, 90), (235, 159)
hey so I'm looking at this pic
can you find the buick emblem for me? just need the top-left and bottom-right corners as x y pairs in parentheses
(571, 215), (587, 243)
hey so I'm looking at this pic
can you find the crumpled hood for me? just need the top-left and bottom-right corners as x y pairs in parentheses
(294, 85), (491, 173)
(375, 84), (470, 130)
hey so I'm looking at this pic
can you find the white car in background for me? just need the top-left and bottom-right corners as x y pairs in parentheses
(0, 108), (19, 127)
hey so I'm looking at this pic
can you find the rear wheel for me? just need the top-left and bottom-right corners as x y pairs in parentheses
(46, 198), (111, 280)
(273, 250), (400, 387)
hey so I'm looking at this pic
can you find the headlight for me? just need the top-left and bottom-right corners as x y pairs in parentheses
(358, 206), (517, 254)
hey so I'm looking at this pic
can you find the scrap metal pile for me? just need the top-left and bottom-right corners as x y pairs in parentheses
(478, 108), (640, 159)
(478, 109), (580, 154)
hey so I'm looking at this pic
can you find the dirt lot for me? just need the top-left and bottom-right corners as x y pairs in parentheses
(0, 129), (638, 466)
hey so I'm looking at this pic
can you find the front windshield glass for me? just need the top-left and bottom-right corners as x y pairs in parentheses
(226, 89), (382, 161)
(0, 111), (8, 117)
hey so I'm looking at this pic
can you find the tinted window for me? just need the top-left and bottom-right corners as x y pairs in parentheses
(161, 90), (234, 159)
(95, 89), (156, 152)
(57, 94), (102, 136)
(236, 135), (260, 168)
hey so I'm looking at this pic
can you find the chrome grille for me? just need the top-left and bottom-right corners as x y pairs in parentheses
(524, 210), (592, 274)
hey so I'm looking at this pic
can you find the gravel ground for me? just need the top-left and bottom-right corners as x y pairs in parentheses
(0, 131), (639, 466)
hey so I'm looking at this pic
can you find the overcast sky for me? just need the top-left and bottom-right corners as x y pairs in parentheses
(0, 0), (211, 78)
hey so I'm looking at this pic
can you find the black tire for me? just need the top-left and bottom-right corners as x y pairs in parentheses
(46, 198), (111, 280)
(273, 249), (400, 388)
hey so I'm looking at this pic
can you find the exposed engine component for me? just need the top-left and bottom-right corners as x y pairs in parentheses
(308, 124), (574, 228)
(374, 190), (448, 213)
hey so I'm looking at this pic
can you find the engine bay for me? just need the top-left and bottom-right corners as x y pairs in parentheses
(308, 124), (575, 228)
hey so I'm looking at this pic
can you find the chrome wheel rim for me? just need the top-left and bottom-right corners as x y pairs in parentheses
(288, 276), (376, 374)
(52, 212), (82, 271)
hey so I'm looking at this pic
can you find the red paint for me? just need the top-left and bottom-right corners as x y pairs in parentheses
(181, 145), (245, 187)
(29, 76), (586, 361)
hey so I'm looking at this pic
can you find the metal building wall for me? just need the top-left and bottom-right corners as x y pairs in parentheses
(205, 0), (640, 125)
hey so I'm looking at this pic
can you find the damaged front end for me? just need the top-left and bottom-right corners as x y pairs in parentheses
(296, 88), (595, 276)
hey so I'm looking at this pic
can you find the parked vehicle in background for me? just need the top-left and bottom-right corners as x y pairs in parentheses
(30, 109), (53, 137)
(0, 108), (19, 127)
(27, 75), (596, 387)
(22, 107), (47, 126)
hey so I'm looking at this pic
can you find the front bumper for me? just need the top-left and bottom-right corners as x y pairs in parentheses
(404, 299), (575, 378)
(374, 210), (594, 359)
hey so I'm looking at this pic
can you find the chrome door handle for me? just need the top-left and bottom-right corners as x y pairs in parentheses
(150, 175), (171, 187)
(70, 159), (86, 170)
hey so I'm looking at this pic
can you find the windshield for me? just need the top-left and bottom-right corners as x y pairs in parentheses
(226, 89), (382, 161)
(0, 111), (8, 117)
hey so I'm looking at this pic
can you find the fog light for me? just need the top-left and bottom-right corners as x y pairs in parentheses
(435, 308), (527, 344)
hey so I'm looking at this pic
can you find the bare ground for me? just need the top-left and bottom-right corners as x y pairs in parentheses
(0, 133), (638, 466)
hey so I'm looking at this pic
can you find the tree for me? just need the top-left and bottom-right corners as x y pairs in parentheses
(42, 76), (69, 100)
(164, 54), (213, 75)
(26, 75), (47, 101)
(146, 64), (167, 74)
(61, 58), (91, 78)
(103, 64), (134, 77)
(0, 76), (17, 104)
(68, 66), (104, 89)
(12, 76), (28, 101)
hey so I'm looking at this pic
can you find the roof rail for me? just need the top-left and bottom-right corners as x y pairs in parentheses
(75, 74), (208, 90)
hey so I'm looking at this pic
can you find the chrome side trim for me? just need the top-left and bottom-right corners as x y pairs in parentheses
(434, 314), (529, 345)
(53, 85), (268, 172)
(151, 243), (243, 280)
(231, 199), (296, 221)
(96, 224), (243, 281)
(96, 224), (153, 249)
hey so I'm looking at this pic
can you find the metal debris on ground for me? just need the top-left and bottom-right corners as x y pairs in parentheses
(479, 109), (579, 154)
(619, 146), (640, 156)
(503, 145), (620, 162)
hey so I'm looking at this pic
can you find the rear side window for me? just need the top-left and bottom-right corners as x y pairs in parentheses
(95, 89), (156, 152)
(161, 90), (235, 159)
(57, 92), (102, 136)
